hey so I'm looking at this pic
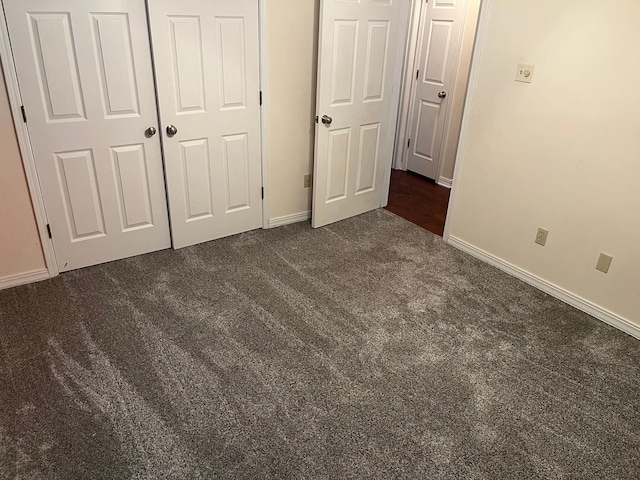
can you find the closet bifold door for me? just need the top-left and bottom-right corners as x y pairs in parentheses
(3, 0), (171, 272)
(148, 0), (263, 249)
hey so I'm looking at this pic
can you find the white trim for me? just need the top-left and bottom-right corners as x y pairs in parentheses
(447, 236), (640, 341)
(258, 0), (270, 230)
(392, 0), (424, 171)
(381, 0), (413, 208)
(0, 269), (49, 291)
(268, 211), (311, 229)
(0, 3), (58, 277)
(443, 0), (491, 243)
(437, 176), (453, 188)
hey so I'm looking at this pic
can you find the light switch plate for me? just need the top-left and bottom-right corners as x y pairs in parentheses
(596, 253), (613, 274)
(516, 63), (535, 83)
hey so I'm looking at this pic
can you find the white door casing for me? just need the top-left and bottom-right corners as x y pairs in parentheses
(406, 0), (468, 180)
(312, 0), (409, 228)
(148, 0), (263, 249)
(4, 0), (171, 272)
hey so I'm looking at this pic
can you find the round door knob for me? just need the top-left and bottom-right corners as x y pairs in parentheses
(166, 125), (178, 137)
(145, 126), (157, 137)
(321, 115), (333, 126)
(438, 91), (447, 99)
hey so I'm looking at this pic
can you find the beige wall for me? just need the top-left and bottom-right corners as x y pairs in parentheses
(0, 68), (45, 279)
(448, 1), (640, 325)
(265, 0), (319, 219)
(439, 0), (481, 181)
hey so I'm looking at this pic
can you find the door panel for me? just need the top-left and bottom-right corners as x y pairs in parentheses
(406, 0), (467, 180)
(91, 13), (141, 118)
(313, 0), (409, 228)
(5, 0), (171, 272)
(149, 0), (262, 249)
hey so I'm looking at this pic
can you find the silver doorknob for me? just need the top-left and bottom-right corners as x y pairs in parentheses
(321, 115), (333, 126)
(146, 127), (157, 137)
(438, 91), (447, 99)
(166, 125), (178, 137)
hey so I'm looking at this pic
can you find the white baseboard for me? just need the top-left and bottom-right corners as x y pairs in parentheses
(0, 268), (50, 291)
(267, 211), (311, 229)
(438, 177), (453, 188)
(447, 236), (640, 340)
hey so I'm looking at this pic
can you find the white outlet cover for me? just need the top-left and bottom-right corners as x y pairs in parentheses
(516, 63), (535, 83)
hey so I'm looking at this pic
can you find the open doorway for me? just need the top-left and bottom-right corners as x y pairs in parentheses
(386, 0), (482, 237)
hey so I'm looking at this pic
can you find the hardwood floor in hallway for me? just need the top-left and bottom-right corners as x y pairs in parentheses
(385, 170), (451, 237)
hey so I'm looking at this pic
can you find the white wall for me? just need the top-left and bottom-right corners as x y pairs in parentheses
(264, 0), (319, 220)
(0, 69), (45, 280)
(448, 0), (640, 327)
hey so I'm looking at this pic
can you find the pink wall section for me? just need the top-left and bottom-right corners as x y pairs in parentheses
(0, 70), (46, 279)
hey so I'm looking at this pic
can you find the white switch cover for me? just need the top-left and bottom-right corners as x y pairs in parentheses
(516, 63), (535, 83)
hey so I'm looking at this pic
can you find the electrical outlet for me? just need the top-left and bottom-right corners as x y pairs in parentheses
(596, 253), (613, 274)
(535, 228), (548, 246)
(516, 63), (535, 83)
(304, 174), (312, 188)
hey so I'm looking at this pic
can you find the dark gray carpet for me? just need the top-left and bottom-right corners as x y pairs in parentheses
(1, 209), (639, 479)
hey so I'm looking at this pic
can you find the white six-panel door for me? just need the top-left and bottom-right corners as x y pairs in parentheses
(312, 0), (408, 228)
(406, 0), (468, 180)
(148, 0), (263, 249)
(3, 0), (171, 272)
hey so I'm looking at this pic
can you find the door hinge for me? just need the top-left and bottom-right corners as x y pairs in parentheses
(46, 224), (52, 239)
(408, 138), (411, 148)
(261, 187), (264, 200)
(260, 91), (263, 106)
(416, 69), (420, 80)
(21, 105), (27, 123)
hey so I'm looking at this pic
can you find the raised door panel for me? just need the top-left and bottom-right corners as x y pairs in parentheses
(326, 128), (351, 202)
(331, 21), (358, 107)
(414, 100), (441, 160)
(28, 13), (86, 122)
(222, 134), (251, 212)
(91, 13), (140, 118)
(55, 150), (105, 240)
(111, 145), (154, 231)
(422, 20), (454, 87)
(363, 21), (390, 103)
(217, 17), (247, 110)
(180, 139), (214, 221)
(169, 16), (207, 114)
(356, 123), (380, 194)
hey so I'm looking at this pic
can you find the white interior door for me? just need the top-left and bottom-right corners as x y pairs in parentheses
(148, 0), (263, 249)
(406, 0), (468, 180)
(312, 0), (409, 228)
(3, 0), (171, 272)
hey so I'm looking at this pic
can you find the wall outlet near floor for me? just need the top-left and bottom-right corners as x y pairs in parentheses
(535, 227), (549, 246)
(304, 174), (312, 188)
(596, 253), (613, 274)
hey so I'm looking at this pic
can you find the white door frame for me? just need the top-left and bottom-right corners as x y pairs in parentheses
(0, 0), (268, 281)
(392, 0), (424, 173)
(443, 0), (490, 243)
(258, 0), (270, 229)
(393, 0), (473, 186)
